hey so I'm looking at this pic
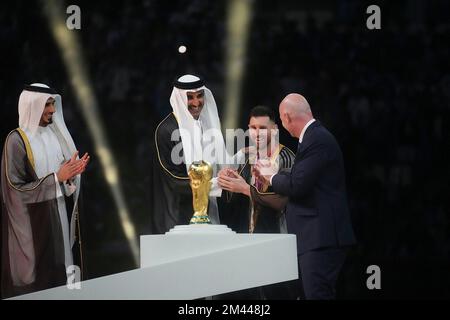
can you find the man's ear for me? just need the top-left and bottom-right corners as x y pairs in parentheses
(285, 113), (292, 123)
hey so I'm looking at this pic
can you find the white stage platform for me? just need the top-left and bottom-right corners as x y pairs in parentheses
(10, 225), (298, 300)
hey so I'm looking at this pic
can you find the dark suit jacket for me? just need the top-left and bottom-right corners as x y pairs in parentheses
(272, 121), (356, 254)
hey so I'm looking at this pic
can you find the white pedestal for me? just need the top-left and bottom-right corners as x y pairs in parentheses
(10, 225), (298, 300)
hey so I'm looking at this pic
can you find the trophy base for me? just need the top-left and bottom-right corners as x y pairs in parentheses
(189, 215), (211, 225)
(166, 224), (235, 234)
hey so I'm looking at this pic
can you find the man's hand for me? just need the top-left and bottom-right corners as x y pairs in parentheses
(253, 159), (277, 186)
(80, 152), (90, 167)
(77, 152), (90, 175)
(218, 167), (234, 179)
(57, 151), (90, 182)
(218, 169), (250, 196)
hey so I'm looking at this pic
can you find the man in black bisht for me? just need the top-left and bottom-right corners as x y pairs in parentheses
(151, 74), (226, 234)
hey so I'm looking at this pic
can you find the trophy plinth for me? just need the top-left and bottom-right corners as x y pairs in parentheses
(188, 160), (213, 225)
(189, 214), (211, 224)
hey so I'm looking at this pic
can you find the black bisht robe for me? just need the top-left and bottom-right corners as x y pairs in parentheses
(151, 113), (194, 234)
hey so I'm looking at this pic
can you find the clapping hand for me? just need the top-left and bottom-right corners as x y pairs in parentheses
(253, 159), (277, 186)
(218, 168), (250, 196)
(57, 151), (90, 182)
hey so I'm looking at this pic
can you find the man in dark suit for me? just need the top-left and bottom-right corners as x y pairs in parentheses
(254, 93), (356, 299)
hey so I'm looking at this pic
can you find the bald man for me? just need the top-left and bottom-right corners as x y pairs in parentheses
(254, 93), (356, 299)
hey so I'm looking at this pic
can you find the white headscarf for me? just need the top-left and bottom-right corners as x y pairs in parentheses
(170, 75), (228, 172)
(19, 83), (77, 154)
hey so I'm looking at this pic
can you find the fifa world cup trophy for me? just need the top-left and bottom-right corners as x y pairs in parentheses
(188, 160), (213, 224)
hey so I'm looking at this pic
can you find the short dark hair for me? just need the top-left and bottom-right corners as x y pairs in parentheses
(249, 105), (276, 122)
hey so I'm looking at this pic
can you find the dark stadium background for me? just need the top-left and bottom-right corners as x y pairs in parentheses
(1, 0), (449, 299)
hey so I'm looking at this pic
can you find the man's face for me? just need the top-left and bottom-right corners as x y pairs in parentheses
(187, 90), (204, 120)
(279, 104), (294, 137)
(248, 116), (277, 148)
(39, 97), (56, 127)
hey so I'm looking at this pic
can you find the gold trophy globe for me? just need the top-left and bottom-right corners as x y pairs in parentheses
(188, 160), (213, 224)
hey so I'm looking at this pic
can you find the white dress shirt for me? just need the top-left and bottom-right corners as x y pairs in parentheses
(269, 119), (316, 185)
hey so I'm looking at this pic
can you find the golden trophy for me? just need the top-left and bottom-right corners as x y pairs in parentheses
(188, 160), (213, 224)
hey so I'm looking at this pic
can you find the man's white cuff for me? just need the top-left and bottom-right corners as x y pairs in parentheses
(64, 180), (77, 196)
(54, 173), (63, 198)
(270, 174), (276, 186)
(209, 177), (223, 197)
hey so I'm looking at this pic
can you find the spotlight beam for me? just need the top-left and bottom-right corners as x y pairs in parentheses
(41, 0), (140, 267)
(224, 0), (254, 130)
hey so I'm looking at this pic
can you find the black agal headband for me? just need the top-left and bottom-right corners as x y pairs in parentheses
(23, 85), (57, 95)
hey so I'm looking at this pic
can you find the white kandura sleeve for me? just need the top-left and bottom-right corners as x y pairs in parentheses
(209, 177), (223, 197)
(54, 173), (63, 198)
(63, 179), (77, 196)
